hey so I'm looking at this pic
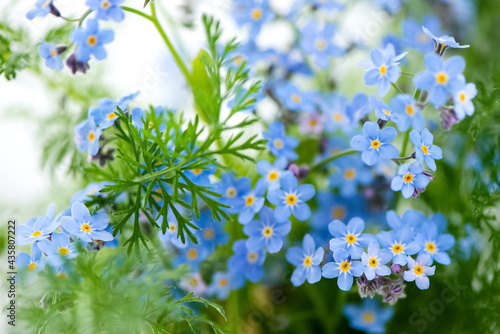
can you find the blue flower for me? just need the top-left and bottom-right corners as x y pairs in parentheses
(274, 82), (316, 112)
(319, 93), (353, 133)
(60, 202), (113, 243)
(415, 221), (455, 265)
(38, 43), (63, 70)
(216, 174), (251, 208)
(422, 26), (470, 50)
(183, 165), (215, 187)
(328, 156), (373, 197)
(374, 0), (406, 14)
(70, 182), (107, 204)
(391, 162), (431, 198)
(361, 240), (392, 280)
(26, 0), (53, 20)
(359, 44), (407, 97)
(369, 94), (399, 123)
(194, 211), (229, 251)
(300, 22), (344, 68)
(403, 254), (435, 290)
(414, 53), (466, 107)
(377, 226), (421, 265)
(311, 0), (343, 11)
(268, 174), (315, 222)
(256, 157), (292, 190)
(410, 128), (443, 171)
(346, 93), (371, 124)
(232, 0), (274, 37)
(350, 121), (399, 166)
(322, 248), (363, 291)
(16, 243), (46, 273)
(71, 19), (114, 62)
(343, 299), (394, 334)
(262, 122), (299, 160)
(86, 0), (125, 22)
(286, 234), (324, 286)
(452, 81), (477, 120)
(227, 87), (263, 112)
(389, 94), (424, 131)
(328, 217), (373, 259)
(157, 211), (188, 249)
(244, 206), (291, 254)
(74, 118), (102, 156)
(173, 241), (210, 272)
(207, 271), (245, 300)
(402, 16), (442, 53)
(232, 182), (266, 224)
(228, 240), (266, 283)
(16, 210), (59, 245)
(37, 232), (78, 267)
(89, 92), (139, 129)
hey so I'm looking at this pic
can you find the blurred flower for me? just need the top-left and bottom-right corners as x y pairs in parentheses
(369, 94), (399, 123)
(38, 43), (63, 70)
(286, 234), (324, 286)
(299, 113), (324, 133)
(343, 299), (394, 333)
(86, 0), (125, 22)
(232, 182), (266, 224)
(300, 22), (344, 68)
(256, 157), (292, 190)
(207, 271), (245, 300)
(262, 122), (299, 160)
(274, 82), (316, 112)
(390, 94), (424, 131)
(229, 240), (266, 283)
(74, 118), (102, 156)
(402, 16), (442, 53)
(26, 0), (54, 20)
(329, 156), (373, 197)
(452, 81), (477, 120)
(232, 0), (274, 37)
(16, 243), (46, 273)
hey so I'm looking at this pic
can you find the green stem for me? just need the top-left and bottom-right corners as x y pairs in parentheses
(310, 149), (357, 172)
(78, 9), (93, 27)
(401, 129), (411, 157)
(391, 83), (404, 94)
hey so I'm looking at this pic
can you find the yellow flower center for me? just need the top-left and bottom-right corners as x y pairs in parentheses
(369, 258), (378, 267)
(81, 224), (92, 233)
(414, 265), (423, 275)
(87, 35), (98, 47)
(28, 262), (37, 272)
(406, 105), (415, 115)
(340, 261), (350, 271)
(169, 224), (176, 232)
(187, 248), (198, 260)
(383, 109), (391, 116)
(303, 256), (312, 267)
(315, 38), (326, 50)
(426, 242), (436, 253)
(379, 65), (387, 75)
(245, 195), (255, 206)
(148, 121), (154, 129)
(344, 168), (356, 180)
(247, 252), (258, 263)
(56, 272), (67, 279)
(371, 139), (381, 149)
(226, 187), (237, 198)
(101, 0), (111, 9)
(436, 72), (448, 84)
(192, 169), (202, 176)
(58, 247), (69, 256)
(218, 278), (228, 287)
(32, 231), (42, 237)
(291, 94), (301, 104)
(233, 55), (243, 66)
(43, 0), (49, 7)
(107, 112), (116, 119)
(418, 33), (428, 43)
(346, 234), (356, 244)
(50, 49), (57, 57)
(188, 277), (198, 287)
(262, 227), (273, 238)
(459, 92), (466, 102)
(251, 8), (263, 21)
(333, 112), (343, 122)
(421, 145), (429, 154)
(204, 228), (215, 240)
(274, 139), (284, 149)
(286, 194), (297, 205)
(268, 171), (279, 181)
(88, 132), (95, 141)
(392, 244), (403, 253)
(309, 119), (318, 127)
(403, 173), (414, 183)
(331, 206), (345, 220)
(362, 312), (375, 324)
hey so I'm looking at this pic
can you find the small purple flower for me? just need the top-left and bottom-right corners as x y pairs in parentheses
(403, 254), (435, 290)
(299, 113), (324, 133)
(286, 234), (324, 286)
(328, 217), (373, 259)
(391, 162), (431, 198)
(350, 121), (399, 166)
(322, 248), (363, 291)
(410, 128), (443, 171)
(60, 202), (114, 243)
(359, 44), (407, 97)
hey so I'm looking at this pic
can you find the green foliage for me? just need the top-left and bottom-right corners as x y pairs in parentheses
(0, 23), (30, 80)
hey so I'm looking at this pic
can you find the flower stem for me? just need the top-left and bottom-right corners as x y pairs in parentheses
(310, 149), (357, 172)
(391, 83), (404, 94)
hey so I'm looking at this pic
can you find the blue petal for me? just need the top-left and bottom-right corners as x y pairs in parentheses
(322, 262), (340, 278)
(337, 272), (353, 291)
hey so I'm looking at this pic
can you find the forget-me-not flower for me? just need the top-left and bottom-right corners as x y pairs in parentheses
(74, 118), (102, 156)
(256, 157), (292, 190)
(403, 254), (435, 290)
(71, 19), (114, 62)
(262, 122), (299, 160)
(350, 121), (399, 166)
(422, 26), (470, 53)
(26, 0), (54, 20)
(322, 248), (363, 291)
(391, 162), (431, 198)
(229, 240), (266, 283)
(268, 174), (315, 222)
(328, 217), (373, 259)
(274, 82), (316, 112)
(300, 22), (344, 68)
(286, 234), (324, 286)
(361, 240), (392, 280)
(37, 232), (78, 267)
(60, 202), (114, 243)
(86, 0), (125, 22)
(16, 243), (46, 273)
(39, 43), (63, 70)
(343, 299), (395, 334)
(377, 226), (421, 265)
(452, 81), (477, 120)
(369, 94), (399, 123)
(410, 128), (443, 171)
(415, 222), (455, 265)
(389, 94), (424, 131)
